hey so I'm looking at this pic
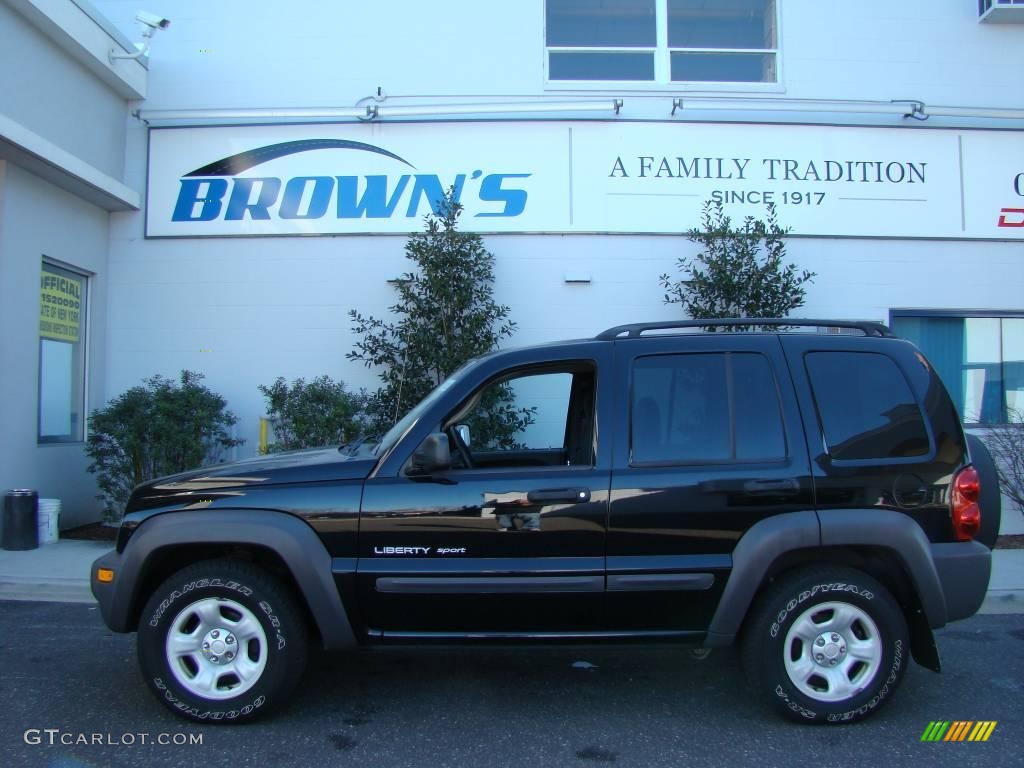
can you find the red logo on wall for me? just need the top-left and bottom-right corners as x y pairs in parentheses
(998, 208), (1024, 227)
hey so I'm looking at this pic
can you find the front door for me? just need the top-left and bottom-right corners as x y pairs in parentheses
(358, 353), (611, 637)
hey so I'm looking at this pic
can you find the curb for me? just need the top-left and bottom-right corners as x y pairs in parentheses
(978, 590), (1024, 615)
(0, 578), (95, 604)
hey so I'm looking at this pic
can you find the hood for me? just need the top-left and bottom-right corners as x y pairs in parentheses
(127, 446), (376, 510)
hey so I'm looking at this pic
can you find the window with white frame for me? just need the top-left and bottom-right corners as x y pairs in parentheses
(545, 0), (778, 85)
(38, 261), (88, 443)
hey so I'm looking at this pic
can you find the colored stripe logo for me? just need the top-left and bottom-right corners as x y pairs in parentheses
(921, 721), (996, 742)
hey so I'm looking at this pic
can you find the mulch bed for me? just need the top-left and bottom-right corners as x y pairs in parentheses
(60, 522), (117, 541)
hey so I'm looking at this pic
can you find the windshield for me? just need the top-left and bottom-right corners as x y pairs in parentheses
(372, 358), (483, 456)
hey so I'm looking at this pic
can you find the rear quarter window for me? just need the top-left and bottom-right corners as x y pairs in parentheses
(805, 351), (930, 461)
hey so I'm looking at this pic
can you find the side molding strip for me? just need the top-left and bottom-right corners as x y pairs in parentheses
(607, 573), (715, 591)
(376, 575), (604, 594)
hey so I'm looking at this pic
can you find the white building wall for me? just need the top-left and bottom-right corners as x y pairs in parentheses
(0, 0), (128, 179)
(101, 225), (1024, 454)
(0, 162), (109, 528)
(780, 2), (1021, 107)
(0, 0), (145, 528)
(89, 0), (1023, 460)
(91, 1), (1022, 110)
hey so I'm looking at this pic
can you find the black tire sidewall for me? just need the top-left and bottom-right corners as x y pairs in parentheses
(138, 563), (304, 723)
(756, 572), (908, 724)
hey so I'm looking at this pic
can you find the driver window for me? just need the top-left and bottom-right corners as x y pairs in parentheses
(450, 367), (595, 469)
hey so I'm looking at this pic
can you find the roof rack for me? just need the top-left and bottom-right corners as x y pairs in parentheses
(595, 319), (895, 340)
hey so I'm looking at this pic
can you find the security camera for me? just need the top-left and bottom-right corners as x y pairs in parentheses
(110, 10), (170, 62)
(136, 11), (170, 30)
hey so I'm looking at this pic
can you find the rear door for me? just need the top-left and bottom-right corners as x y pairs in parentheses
(606, 333), (814, 632)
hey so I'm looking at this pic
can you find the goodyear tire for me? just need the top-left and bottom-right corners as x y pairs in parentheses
(138, 559), (307, 723)
(742, 566), (908, 724)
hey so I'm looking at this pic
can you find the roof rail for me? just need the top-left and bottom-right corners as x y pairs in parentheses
(595, 319), (895, 340)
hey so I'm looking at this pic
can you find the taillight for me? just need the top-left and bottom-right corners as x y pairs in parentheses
(951, 466), (981, 541)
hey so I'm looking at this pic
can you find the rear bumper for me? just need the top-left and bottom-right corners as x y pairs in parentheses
(931, 541), (991, 623)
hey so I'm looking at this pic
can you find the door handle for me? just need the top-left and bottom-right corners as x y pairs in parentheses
(743, 479), (800, 496)
(526, 488), (591, 504)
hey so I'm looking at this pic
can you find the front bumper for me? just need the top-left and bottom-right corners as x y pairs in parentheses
(91, 548), (131, 632)
(931, 541), (991, 623)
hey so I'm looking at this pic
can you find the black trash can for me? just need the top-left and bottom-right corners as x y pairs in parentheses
(3, 490), (39, 551)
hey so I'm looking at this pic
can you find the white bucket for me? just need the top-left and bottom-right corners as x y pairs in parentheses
(37, 498), (61, 545)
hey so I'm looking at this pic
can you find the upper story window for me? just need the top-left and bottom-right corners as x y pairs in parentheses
(545, 0), (778, 86)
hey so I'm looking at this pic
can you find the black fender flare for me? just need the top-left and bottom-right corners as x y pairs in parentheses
(966, 432), (1001, 549)
(817, 509), (947, 627)
(91, 509), (356, 649)
(704, 510), (819, 647)
(704, 509), (948, 648)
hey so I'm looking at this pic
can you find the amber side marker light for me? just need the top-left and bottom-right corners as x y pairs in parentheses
(96, 568), (115, 583)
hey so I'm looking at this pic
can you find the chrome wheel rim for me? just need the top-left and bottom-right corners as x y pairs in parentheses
(165, 598), (268, 700)
(782, 601), (882, 703)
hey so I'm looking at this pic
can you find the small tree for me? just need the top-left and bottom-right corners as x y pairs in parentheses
(981, 409), (1024, 515)
(660, 200), (815, 327)
(86, 371), (242, 521)
(348, 189), (529, 444)
(258, 376), (367, 452)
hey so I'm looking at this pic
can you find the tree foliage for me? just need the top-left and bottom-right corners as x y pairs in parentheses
(660, 200), (815, 328)
(258, 376), (367, 452)
(348, 189), (529, 445)
(86, 371), (242, 522)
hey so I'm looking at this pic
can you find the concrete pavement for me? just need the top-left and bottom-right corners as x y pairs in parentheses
(1, 536), (1022, 612)
(980, 547), (1024, 614)
(0, 539), (109, 603)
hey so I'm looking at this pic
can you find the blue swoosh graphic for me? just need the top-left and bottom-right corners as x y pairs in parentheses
(185, 139), (415, 176)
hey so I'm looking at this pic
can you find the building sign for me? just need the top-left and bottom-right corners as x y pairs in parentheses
(39, 266), (82, 343)
(146, 122), (1023, 239)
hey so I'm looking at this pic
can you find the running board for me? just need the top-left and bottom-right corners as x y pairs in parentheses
(366, 628), (705, 643)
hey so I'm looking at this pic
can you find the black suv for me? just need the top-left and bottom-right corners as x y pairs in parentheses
(91, 319), (999, 724)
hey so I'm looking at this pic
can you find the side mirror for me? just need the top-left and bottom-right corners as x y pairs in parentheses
(407, 433), (451, 476)
(455, 424), (471, 448)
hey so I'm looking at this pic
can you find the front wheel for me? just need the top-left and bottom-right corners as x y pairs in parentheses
(741, 566), (909, 724)
(137, 559), (308, 723)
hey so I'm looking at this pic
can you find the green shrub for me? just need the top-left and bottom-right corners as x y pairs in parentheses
(348, 188), (530, 445)
(258, 376), (367, 452)
(660, 200), (815, 328)
(86, 371), (242, 522)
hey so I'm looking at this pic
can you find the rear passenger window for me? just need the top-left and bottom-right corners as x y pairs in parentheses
(631, 353), (786, 464)
(805, 351), (930, 461)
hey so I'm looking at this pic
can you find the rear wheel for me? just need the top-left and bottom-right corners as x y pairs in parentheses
(138, 559), (308, 723)
(742, 566), (908, 724)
